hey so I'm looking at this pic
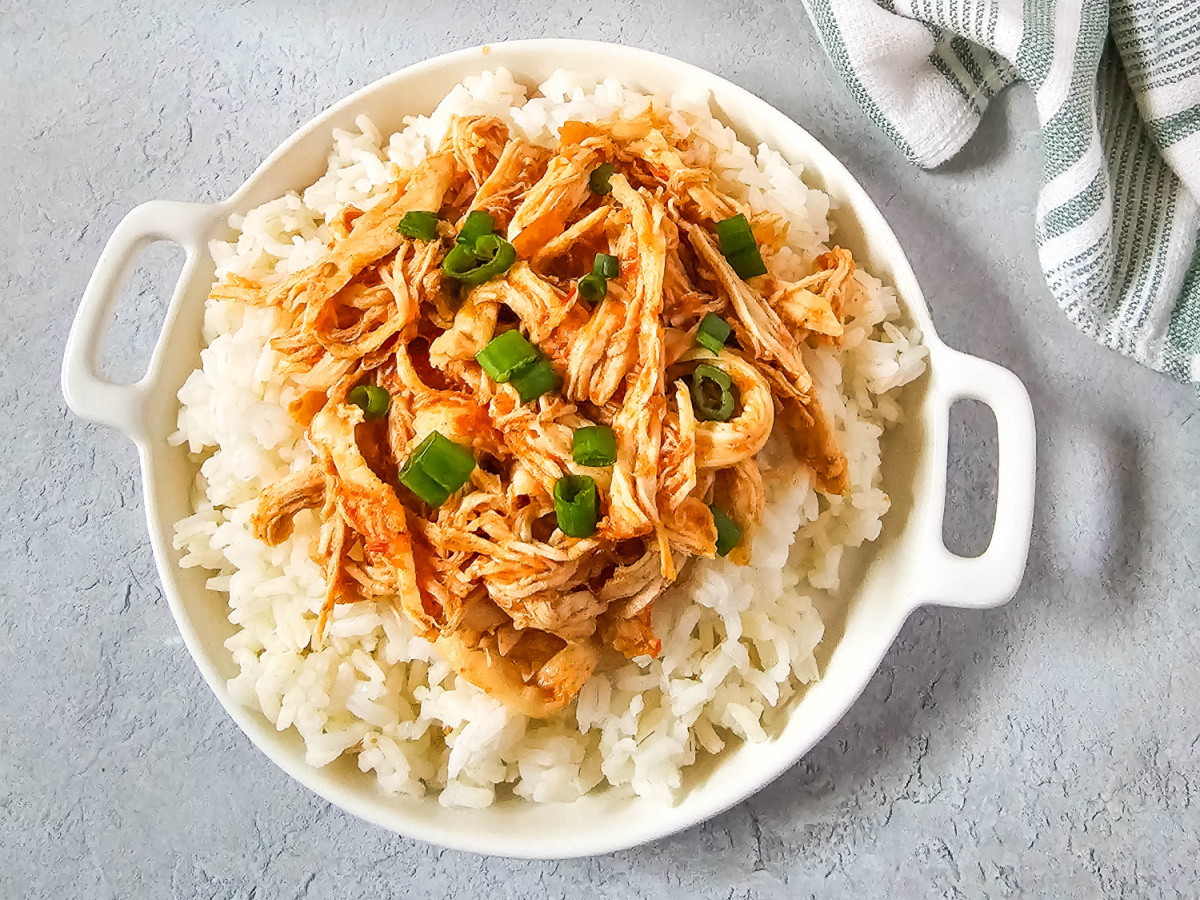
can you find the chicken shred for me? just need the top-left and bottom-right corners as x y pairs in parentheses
(251, 464), (325, 546)
(236, 112), (858, 716)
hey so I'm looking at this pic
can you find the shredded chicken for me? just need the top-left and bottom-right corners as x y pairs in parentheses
(232, 110), (858, 716)
(251, 464), (325, 546)
(768, 247), (856, 343)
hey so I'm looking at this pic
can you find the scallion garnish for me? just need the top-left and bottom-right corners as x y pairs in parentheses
(589, 162), (616, 196)
(474, 233), (517, 274)
(594, 253), (619, 279)
(710, 505), (742, 557)
(572, 425), (617, 467)
(398, 431), (477, 508)
(510, 357), (560, 403)
(398, 464), (451, 509)
(347, 384), (391, 419)
(457, 210), (496, 247)
(578, 272), (605, 303)
(694, 313), (732, 354)
(476, 332), (560, 404)
(475, 330), (540, 383)
(713, 214), (767, 279)
(578, 252), (619, 303)
(443, 232), (517, 285)
(443, 243), (481, 279)
(691, 363), (738, 422)
(397, 210), (440, 241)
(553, 474), (600, 538)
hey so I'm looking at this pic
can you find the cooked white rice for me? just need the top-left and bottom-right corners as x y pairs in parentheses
(170, 68), (928, 807)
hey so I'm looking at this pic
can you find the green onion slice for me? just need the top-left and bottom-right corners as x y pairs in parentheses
(589, 162), (616, 196)
(347, 384), (391, 419)
(694, 313), (732, 354)
(714, 214), (767, 279)
(397, 210), (439, 241)
(577, 252), (620, 303)
(594, 253), (619, 279)
(510, 357), (560, 404)
(443, 243), (481, 279)
(710, 505), (742, 557)
(578, 271), (607, 303)
(553, 474), (600, 538)
(726, 248), (768, 279)
(442, 233), (517, 285)
(457, 210), (496, 247)
(691, 363), (738, 422)
(397, 464), (451, 509)
(714, 214), (757, 253)
(572, 425), (617, 467)
(476, 331), (560, 404)
(476, 330), (540, 383)
(474, 233), (517, 270)
(398, 431), (477, 507)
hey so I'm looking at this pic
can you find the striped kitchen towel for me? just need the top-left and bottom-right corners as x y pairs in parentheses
(798, 0), (1200, 389)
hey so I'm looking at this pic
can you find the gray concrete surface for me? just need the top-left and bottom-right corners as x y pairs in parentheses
(4, 1), (1199, 896)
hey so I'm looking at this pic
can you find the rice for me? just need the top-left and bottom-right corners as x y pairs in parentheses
(170, 67), (928, 807)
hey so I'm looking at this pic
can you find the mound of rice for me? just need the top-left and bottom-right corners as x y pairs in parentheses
(170, 68), (928, 807)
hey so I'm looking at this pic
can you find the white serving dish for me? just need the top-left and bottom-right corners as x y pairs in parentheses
(61, 39), (1036, 859)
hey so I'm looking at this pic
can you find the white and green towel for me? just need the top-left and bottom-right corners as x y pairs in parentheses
(799, 0), (1200, 389)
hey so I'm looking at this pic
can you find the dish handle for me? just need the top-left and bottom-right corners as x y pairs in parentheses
(61, 200), (221, 443)
(914, 349), (1037, 609)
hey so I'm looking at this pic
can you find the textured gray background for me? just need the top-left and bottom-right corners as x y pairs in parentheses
(4, 0), (1199, 896)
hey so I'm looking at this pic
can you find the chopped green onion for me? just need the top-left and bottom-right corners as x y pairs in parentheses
(443, 243), (481, 279)
(397, 210), (439, 241)
(398, 464), (451, 508)
(589, 162), (616, 196)
(726, 248), (767, 279)
(457, 210), (495, 247)
(442, 233), (517, 285)
(476, 330), (539, 383)
(694, 313), (732, 354)
(347, 384), (391, 419)
(417, 433), (477, 492)
(714, 214), (767, 279)
(476, 331), (559, 404)
(710, 505), (742, 557)
(398, 431), (477, 507)
(577, 252), (619, 303)
(474, 233), (517, 271)
(510, 357), (560, 403)
(714, 214), (757, 253)
(578, 271), (607, 303)
(572, 425), (617, 467)
(691, 363), (738, 422)
(594, 253), (619, 279)
(553, 474), (600, 538)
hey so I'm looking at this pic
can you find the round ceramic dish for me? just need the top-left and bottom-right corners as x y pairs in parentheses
(61, 40), (1036, 859)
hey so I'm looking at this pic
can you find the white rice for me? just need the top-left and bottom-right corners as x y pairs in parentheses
(170, 68), (928, 807)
